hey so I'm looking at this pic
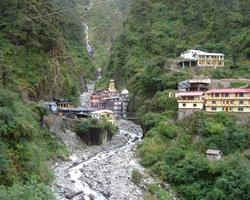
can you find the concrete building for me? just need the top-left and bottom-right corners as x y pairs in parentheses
(206, 149), (223, 161)
(178, 50), (224, 68)
(205, 88), (250, 112)
(178, 79), (211, 92)
(120, 89), (129, 118)
(176, 91), (204, 119)
(56, 99), (74, 109)
(90, 81), (129, 118)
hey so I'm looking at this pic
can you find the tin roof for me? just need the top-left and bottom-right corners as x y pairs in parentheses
(206, 149), (222, 155)
(208, 88), (250, 93)
(188, 79), (211, 84)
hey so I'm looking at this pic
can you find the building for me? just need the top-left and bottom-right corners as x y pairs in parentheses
(56, 99), (74, 109)
(178, 50), (224, 68)
(176, 91), (204, 119)
(100, 96), (122, 116)
(108, 79), (118, 96)
(90, 110), (116, 125)
(206, 149), (223, 161)
(178, 79), (211, 92)
(205, 88), (250, 112)
(120, 89), (129, 117)
(90, 81), (129, 118)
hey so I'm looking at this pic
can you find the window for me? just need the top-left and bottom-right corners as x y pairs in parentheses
(193, 104), (197, 107)
(212, 107), (217, 111)
(215, 93), (219, 97)
(230, 100), (234, 104)
(183, 103), (186, 107)
(229, 107), (233, 111)
(239, 100), (244, 104)
(211, 94), (214, 97)
(238, 108), (244, 112)
(239, 93), (244, 97)
(225, 93), (229, 97)
(212, 101), (216, 104)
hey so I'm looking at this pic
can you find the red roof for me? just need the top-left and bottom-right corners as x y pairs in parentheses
(177, 91), (204, 97)
(208, 88), (250, 93)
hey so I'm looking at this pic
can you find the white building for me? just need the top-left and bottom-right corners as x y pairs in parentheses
(180, 50), (224, 67)
(206, 149), (223, 161)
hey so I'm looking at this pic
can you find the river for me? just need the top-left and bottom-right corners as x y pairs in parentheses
(51, 84), (152, 200)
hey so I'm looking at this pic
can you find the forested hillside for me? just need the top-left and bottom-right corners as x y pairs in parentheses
(107, 0), (250, 93)
(104, 0), (250, 199)
(86, 0), (131, 67)
(0, 0), (94, 101)
(0, 0), (92, 198)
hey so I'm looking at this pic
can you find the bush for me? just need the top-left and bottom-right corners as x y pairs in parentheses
(131, 169), (143, 185)
(0, 176), (55, 200)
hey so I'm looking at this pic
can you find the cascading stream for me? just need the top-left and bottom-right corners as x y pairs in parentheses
(84, 0), (93, 56)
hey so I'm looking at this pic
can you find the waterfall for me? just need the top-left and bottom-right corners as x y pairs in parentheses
(84, 0), (93, 56)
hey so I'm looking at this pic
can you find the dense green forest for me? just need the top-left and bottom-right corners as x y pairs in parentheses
(0, 0), (92, 198)
(104, 0), (250, 199)
(0, 0), (94, 101)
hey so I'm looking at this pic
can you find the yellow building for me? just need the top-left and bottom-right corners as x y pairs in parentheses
(205, 88), (250, 112)
(176, 91), (204, 119)
(177, 91), (205, 110)
(180, 50), (224, 68)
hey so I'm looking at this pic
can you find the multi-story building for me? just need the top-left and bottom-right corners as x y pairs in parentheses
(176, 91), (205, 119)
(90, 80), (129, 118)
(178, 79), (211, 92)
(178, 50), (224, 68)
(205, 88), (250, 112)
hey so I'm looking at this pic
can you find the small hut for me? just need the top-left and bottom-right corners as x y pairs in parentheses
(206, 149), (223, 161)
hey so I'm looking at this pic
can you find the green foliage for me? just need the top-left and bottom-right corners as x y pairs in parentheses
(75, 119), (117, 136)
(104, 0), (250, 113)
(104, 0), (250, 199)
(0, 0), (94, 100)
(0, 88), (67, 197)
(0, 176), (55, 200)
(139, 112), (250, 200)
(148, 184), (171, 200)
(131, 169), (143, 185)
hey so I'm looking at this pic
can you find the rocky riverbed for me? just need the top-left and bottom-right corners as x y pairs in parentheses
(52, 119), (147, 200)
(50, 81), (177, 200)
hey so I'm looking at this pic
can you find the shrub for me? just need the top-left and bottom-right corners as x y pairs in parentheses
(131, 169), (143, 185)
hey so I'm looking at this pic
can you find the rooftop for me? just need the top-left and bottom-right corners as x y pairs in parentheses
(188, 79), (211, 84)
(181, 50), (224, 58)
(206, 149), (222, 155)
